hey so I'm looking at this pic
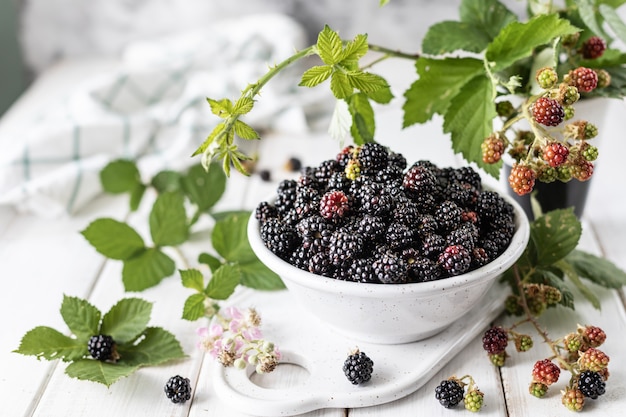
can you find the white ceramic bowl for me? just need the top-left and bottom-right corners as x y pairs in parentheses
(248, 193), (530, 344)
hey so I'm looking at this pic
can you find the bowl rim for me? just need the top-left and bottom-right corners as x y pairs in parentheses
(248, 189), (530, 298)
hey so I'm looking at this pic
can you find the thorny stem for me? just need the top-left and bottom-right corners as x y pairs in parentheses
(512, 264), (574, 372)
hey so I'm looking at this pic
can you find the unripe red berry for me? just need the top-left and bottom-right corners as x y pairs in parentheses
(566, 67), (598, 93)
(532, 97), (565, 126)
(543, 142), (570, 168)
(509, 163), (536, 196)
(581, 36), (607, 59)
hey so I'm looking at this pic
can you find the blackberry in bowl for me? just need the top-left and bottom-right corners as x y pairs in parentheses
(248, 144), (530, 344)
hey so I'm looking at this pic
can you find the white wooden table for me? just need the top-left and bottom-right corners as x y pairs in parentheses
(1, 58), (625, 417)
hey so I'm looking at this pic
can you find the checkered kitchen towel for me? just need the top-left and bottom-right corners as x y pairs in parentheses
(0, 13), (312, 216)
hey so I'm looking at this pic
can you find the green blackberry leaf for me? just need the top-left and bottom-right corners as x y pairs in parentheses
(100, 298), (152, 344)
(529, 208), (581, 266)
(64, 359), (139, 387)
(346, 71), (388, 94)
(459, 0), (517, 40)
(207, 98), (233, 118)
(565, 249), (626, 288)
(366, 84), (393, 104)
(557, 259), (601, 309)
(233, 120), (259, 140)
(317, 25), (343, 66)
(182, 293), (207, 321)
(99, 159), (141, 194)
(442, 75), (500, 177)
(117, 327), (186, 367)
(341, 33), (368, 63)
(299, 65), (333, 88)
(578, 0), (610, 40)
(232, 97), (254, 115)
(180, 268), (205, 292)
(600, 4), (626, 44)
(348, 93), (375, 145)
(181, 163), (226, 213)
(122, 248), (176, 291)
(149, 191), (188, 247)
(239, 259), (285, 290)
(60, 295), (101, 341)
(422, 21), (493, 54)
(198, 252), (223, 272)
(151, 170), (182, 193)
(403, 57), (484, 126)
(129, 183), (146, 212)
(81, 218), (145, 260)
(14, 326), (86, 362)
(486, 14), (579, 72)
(330, 71), (353, 99)
(206, 264), (240, 300)
(212, 212), (256, 263)
(192, 121), (225, 157)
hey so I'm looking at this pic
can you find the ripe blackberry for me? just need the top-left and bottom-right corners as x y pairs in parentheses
(471, 247), (491, 268)
(437, 245), (471, 276)
(434, 200), (463, 233)
(336, 145), (355, 167)
(87, 334), (118, 362)
(355, 143), (389, 174)
(328, 229), (365, 266)
(577, 370), (606, 399)
(566, 67), (598, 93)
(421, 233), (446, 260)
(543, 142), (570, 168)
(343, 349), (374, 385)
(449, 166), (482, 190)
(314, 159), (341, 183)
(308, 252), (334, 276)
(319, 190), (350, 221)
(386, 221), (415, 250)
(296, 214), (335, 249)
(375, 165), (404, 189)
(388, 151), (407, 170)
(164, 375), (192, 404)
(254, 201), (278, 224)
(508, 163), (536, 196)
(446, 222), (479, 251)
(372, 250), (408, 284)
(482, 326), (509, 354)
(532, 96), (565, 126)
(532, 359), (561, 386)
(403, 250), (440, 282)
(293, 186), (321, 220)
(403, 165), (437, 195)
(289, 245), (312, 271)
(434, 379), (464, 409)
(326, 172), (351, 192)
(285, 157), (302, 172)
(445, 181), (479, 208)
(347, 257), (379, 283)
(275, 180), (298, 216)
(355, 214), (387, 242)
(260, 218), (300, 260)
(581, 36), (607, 59)
(356, 182), (395, 217)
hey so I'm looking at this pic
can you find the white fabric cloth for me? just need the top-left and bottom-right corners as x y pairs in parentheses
(0, 13), (311, 216)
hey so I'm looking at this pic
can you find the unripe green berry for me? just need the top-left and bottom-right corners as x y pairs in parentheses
(557, 165), (573, 182)
(536, 67), (559, 89)
(564, 105), (575, 120)
(529, 381), (549, 398)
(489, 352), (507, 367)
(505, 295), (523, 316)
(496, 100), (515, 118)
(584, 123), (598, 139)
(561, 85), (580, 106)
(515, 335), (534, 352)
(464, 389), (484, 412)
(582, 144), (599, 161)
(537, 165), (558, 183)
(595, 69), (611, 88)
(345, 159), (361, 180)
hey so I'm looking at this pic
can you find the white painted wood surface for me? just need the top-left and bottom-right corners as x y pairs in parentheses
(1, 58), (625, 417)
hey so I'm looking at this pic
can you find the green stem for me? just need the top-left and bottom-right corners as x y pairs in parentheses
(368, 44), (420, 60)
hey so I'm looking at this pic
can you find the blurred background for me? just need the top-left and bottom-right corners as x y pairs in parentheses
(1, 0), (532, 117)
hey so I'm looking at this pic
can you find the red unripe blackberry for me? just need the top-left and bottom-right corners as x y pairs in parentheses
(532, 359), (561, 386)
(578, 347), (610, 372)
(508, 163), (536, 196)
(571, 159), (594, 181)
(581, 325), (607, 348)
(532, 97), (565, 126)
(319, 190), (350, 220)
(581, 36), (607, 59)
(543, 142), (570, 167)
(482, 326), (509, 354)
(566, 67), (598, 93)
(481, 134), (505, 164)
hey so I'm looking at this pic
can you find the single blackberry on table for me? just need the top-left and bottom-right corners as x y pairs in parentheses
(355, 143), (389, 174)
(577, 371), (606, 399)
(254, 201), (278, 224)
(343, 348), (374, 385)
(434, 200), (463, 233)
(435, 379), (464, 409)
(260, 218), (300, 260)
(164, 375), (192, 404)
(482, 326), (509, 355)
(532, 96), (565, 126)
(319, 190), (350, 221)
(87, 334), (118, 362)
(438, 245), (472, 276)
(285, 157), (302, 172)
(328, 229), (365, 266)
(373, 250), (408, 284)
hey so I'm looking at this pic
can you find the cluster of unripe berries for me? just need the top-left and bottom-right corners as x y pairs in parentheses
(480, 322), (610, 412)
(481, 35), (609, 196)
